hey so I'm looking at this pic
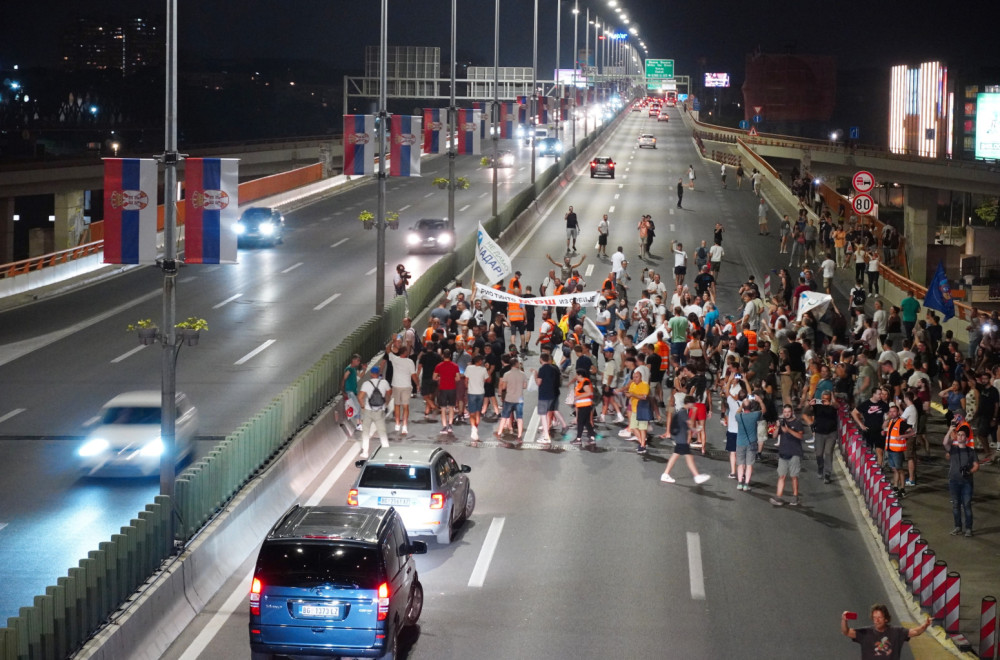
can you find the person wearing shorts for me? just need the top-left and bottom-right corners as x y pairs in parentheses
(771, 405), (805, 506)
(659, 396), (711, 484)
(734, 397), (762, 492)
(432, 349), (461, 434)
(564, 205), (579, 253)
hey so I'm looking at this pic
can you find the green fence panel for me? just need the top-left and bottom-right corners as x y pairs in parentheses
(112, 532), (132, 598)
(45, 584), (66, 659)
(97, 542), (119, 614)
(87, 549), (111, 623)
(34, 593), (54, 660)
(8, 612), (26, 660)
(79, 557), (98, 633)
(63, 570), (83, 654)
(130, 517), (150, 582)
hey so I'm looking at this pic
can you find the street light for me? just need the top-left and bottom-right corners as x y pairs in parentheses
(572, 0), (578, 148)
(111, 142), (120, 156)
(530, 0), (538, 184)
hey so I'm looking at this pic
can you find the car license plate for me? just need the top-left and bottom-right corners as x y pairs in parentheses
(378, 497), (410, 506)
(300, 604), (339, 618)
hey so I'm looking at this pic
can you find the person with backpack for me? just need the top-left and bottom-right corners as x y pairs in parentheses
(849, 280), (867, 315)
(358, 366), (391, 459)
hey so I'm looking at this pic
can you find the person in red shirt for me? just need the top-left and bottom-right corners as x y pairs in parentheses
(433, 349), (462, 434)
(792, 276), (811, 313)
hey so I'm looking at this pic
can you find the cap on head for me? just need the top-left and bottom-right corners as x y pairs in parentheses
(369, 366), (381, 375)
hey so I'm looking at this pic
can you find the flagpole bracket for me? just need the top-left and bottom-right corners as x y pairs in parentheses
(158, 258), (178, 275)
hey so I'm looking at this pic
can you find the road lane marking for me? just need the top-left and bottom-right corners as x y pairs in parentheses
(213, 293), (242, 309)
(459, 204), (470, 212)
(314, 293), (341, 311)
(614, 193), (620, 200)
(398, 205), (411, 212)
(618, 184), (623, 189)
(365, 267), (377, 275)
(424, 192), (435, 198)
(330, 238), (349, 248)
(687, 532), (706, 600)
(281, 262), (304, 274)
(669, 208), (675, 215)
(234, 340), (276, 366)
(111, 346), (147, 363)
(479, 192), (488, 198)
(608, 205), (615, 213)
(0, 409), (25, 425)
(177, 449), (360, 660)
(0, 523), (6, 532)
(584, 264), (594, 277)
(468, 516), (506, 588)
(670, 224), (675, 232)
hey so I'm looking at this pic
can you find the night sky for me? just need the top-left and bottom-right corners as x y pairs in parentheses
(1, 0), (997, 80)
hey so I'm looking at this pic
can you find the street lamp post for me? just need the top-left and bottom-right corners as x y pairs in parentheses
(447, 0), (457, 235)
(491, 0), (499, 217)
(554, 0), (561, 144)
(530, 0), (538, 185)
(375, 0), (388, 314)
(572, 0), (578, 148)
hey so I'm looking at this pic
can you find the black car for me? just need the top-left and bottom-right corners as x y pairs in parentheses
(406, 218), (454, 253)
(249, 505), (426, 660)
(236, 207), (285, 246)
(537, 137), (564, 158)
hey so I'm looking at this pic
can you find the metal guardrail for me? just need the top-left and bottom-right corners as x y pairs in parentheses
(0, 242), (103, 279)
(0, 115), (609, 660)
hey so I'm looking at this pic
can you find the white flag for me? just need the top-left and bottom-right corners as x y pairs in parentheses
(476, 223), (511, 284)
(796, 291), (832, 322)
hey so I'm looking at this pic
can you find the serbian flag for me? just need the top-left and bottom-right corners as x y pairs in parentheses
(502, 102), (514, 138)
(343, 115), (375, 175)
(456, 109), (481, 155)
(184, 158), (238, 264)
(559, 97), (568, 121)
(103, 158), (157, 265)
(423, 108), (444, 154)
(390, 115), (422, 177)
(517, 96), (528, 125)
(537, 94), (548, 125)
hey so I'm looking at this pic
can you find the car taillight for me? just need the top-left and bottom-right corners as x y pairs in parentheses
(377, 582), (390, 621)
(250, 578), (262, 616)
(430, 493), (445, 509)
(347, 488), (358, 506)
(609, 163), (615, 168)
(590, 162), (596, 168)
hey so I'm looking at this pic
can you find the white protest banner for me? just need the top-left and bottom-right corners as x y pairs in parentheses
(796, 291), (832, 322)
(476, 223), (511, 284)
(636, 322), (670, 349)
(474, 282), (600, 307)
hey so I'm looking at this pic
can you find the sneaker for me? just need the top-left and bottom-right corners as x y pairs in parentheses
(618, 429), (633, 438)
(359, 453), (369, 460)
(599, 413), (606, 423)
(904, 479), (916, 487)
(743, 484), (751, 493)
(756, 453), (764, 462)
(769, 497), (785, 506)
(964, 529), (973, 538)
(636, 446), (648, 455)
(950, 527), (962, 535)
(660, 473), (676, 483)
(394, 423), (401, 432)
(571, 437), (582, 445)
(788, 496), (800, 506)
(439, 427), (448, 435)
(736, 483), (745, 491)
(538, 435), (551, 444)
(355, 423), (364, 432)
(447, 424), (454, 433)
(401, 425), (408, 435)
(694, 474), (711, 485)
(470, 427), (478, 440)
(728, 472), (737, 479)
(615, 413), (625, 423)
(824, 474), (832, 484)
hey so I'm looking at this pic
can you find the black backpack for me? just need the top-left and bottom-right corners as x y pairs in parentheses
(368, 379), (386, 409)
(852, 287), (866, 307)
(549, 323), (564, 345)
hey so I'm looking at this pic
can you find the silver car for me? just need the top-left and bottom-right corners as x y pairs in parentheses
(349, 447), (474, 545)
(637, 133), (657, 149)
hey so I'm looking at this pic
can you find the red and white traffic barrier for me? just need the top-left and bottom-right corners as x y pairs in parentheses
(897, 520), (913, 573)
(982, 596), (997, 660)
(900, 527), (918, 578)
(906, 538), (926, 585)
(887, 502), (902, 556)
(911, 542), (929, 593)
(932, 560), (948, 620)
(919, 549), (936, 606)
(945, 572), (961, 633)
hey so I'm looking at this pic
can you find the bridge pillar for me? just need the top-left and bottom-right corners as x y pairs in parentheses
(53, 189), (86, 250)
(0, 196), (13, 263)
(903, 185), (933, 285)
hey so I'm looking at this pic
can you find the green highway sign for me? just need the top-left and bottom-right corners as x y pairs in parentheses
(645, 59), (674, 79)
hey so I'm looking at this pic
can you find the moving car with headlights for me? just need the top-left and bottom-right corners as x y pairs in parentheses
(78, 391), (198, 477)
(590, 156), (615, 179)
(637, 133), (657, 149)
(406, 218), (454, 253)
(486, 149), (515, 167)
(537, 137), (563, 157)
(249, 505), (426, 660)
(657, 111), (670, 122)
(349, 446), (474, 545)
(235, 207), (285, 246)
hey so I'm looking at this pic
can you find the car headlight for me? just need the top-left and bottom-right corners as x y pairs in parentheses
(407, 233), (421, 246)
(259, 222), (275, 236)
(501, 155), (514, 166)
(79, 438), (109, 457)
(438, 232), (452, 245)
(234, 222), (246, 235)
(139, 438), (164, 457)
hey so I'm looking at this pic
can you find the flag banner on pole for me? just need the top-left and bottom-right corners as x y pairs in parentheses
(472, 101), (483, 110)
(457, 109), (482, 155)
(390, 115), (422, 177)
(559, 97), (568, 121)
(103, 158), (158, 264)
(343, 114), (375, 175)
(537, 94), (548, 125)
(475, 282), (601, 308)
(502, 102), (514, 138)
(423, 108), (444, 154)
(796, 291), (832, 322)
(184, 157), (239, 264)
(517, 96), (527, 125)
(924, 261), (955, 321)
(476, 222), (511, 283)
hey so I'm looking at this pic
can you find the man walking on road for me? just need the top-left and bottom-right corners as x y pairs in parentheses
(564, 205), (579, 253)
(809, 391), (839, 483)
(770, 404), (805, 506)
(386, 339), (417, 436)
(757, 198), (769, 235)
(358, 366), (391, 459)
(659, 396), (711, 485)
(676, 178), (684, 208)
(432, 349), (461, 434)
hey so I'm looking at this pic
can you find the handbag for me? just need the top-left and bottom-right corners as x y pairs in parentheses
(636, 398), (654, 421)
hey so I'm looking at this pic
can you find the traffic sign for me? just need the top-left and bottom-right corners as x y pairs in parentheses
(852, 194), (875, 216)
(753, 106), (763, 114)
(748, 126), (758, 137)
(850, 126), (860, 140)
(738, 120), (750, 130)
(644, 59), (674, 79)
(752, 114), (762, 124)
(852, 170), (875, 193)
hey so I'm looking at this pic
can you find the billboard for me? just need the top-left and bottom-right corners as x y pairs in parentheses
(554, 68), (588, 87)
(975, 92), (1000, 160)
(704, 73), (730, 88)
(645, 59), (674, 79)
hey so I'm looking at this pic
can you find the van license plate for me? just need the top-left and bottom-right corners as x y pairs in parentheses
(378, 497), (410, 506)
(300, 604), (339, 618)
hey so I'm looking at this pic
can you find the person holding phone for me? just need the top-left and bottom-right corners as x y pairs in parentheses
(842, 604), (930, 658)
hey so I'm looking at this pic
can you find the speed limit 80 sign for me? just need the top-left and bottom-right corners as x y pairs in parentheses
(852, 194), (875, 216)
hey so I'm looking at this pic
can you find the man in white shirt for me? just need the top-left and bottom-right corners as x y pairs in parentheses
(597, 215), (610, 258)
(820, 253), (837, 293)
(708, 241), (725, 276)
(872, 299), (888, 341)
(359, 367), (392, 458)
(878, 340), (900, 372)
(645, 271), (668, 298)
(385, 340), (418, 435)
(611, 246), (627, 277)
(464, 355), (490, 440)
(651, 295), (668, 325)
(671, 240), (688, 286)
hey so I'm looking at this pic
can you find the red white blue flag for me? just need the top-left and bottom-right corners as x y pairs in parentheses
(517, 96), (528, 125)
(390, 115), (422, 177)
(103, 158), (157, 265)
(457, 109), (481, 155)
(343, 115), (375, 175)
(559, 97), (568, 121)
(184, 158), (239, 264)
(537, 94), (548, 125)
(423, 108), (444, 154)
(501, 102), (515, 138)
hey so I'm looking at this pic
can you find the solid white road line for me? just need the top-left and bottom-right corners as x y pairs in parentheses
(398, 204), (411, 212)
(584, 264), (594, 278)
(365, 267), (377, 276)
(313, 293), (341, 311)
(468, 516), (506, 588)
(687, 531), (706, 600)
(212, 293), (242, 309)
(177, 450), (360, 660)
(110, 346), (147, 363)
(330, 238), (349, 248)
(234, 340), (276, 366)
(0, 409), (25, 425)
(459, 204), (471, 212)
(281, 262), (304, 274)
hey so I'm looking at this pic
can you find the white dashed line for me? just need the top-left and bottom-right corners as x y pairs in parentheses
(608, 205), (615, 213)
(459, 204), (471, 212)
(0, 409), (25, 425)
(614, 193), (620, 200)
(314, 293), (342, 311)
(111, 346), (147, 364)
(479, 192), (488, 198)
(365, 267), (377, 276)
(281, 262), (304, 274)
(468, 517), (506, 588)
(687, 532), (706, 600)
(330, 238), (349, 248)
(213, 293), (242, 309)
(234, 340), (276, 366)
(424, 192), (435, 198)
(670, 224), (676, 232)
(398, 205), (411, 212)
(584, 264), (594, 277)
(618, 183), (624, 189)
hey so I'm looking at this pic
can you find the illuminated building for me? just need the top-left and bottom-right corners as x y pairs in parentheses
(888, 61), (953, 158)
